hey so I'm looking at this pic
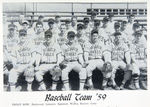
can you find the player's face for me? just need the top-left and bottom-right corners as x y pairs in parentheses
(91, 33), (98, 43)
(103, 21), (108, 27)
(19, 35), (27, 42)
(36, 24), (43, 33)
(22, 23), (29, 30)
(114, 26), (120, 32)
(55, 17), (60, 23)
(48, 23), (54, 29)
(114, 35), (122, 44)
(77, 28), (83, 35)
(133, 27), (140, 32)
(67, 35), (75, 43)
(128, 17), (134, 23)
(72, 18), (77, 26)
(60, 25), (66, 33)
(45, 35), (52, 43)
(135, 34), (142, 41)
(8, 29), (15, 35)
(66, 23), (71, 29)
(121, 23), (127, 30)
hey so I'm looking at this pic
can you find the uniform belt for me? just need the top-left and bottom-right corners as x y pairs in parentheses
(41, 62), (57, 64)
(17, 63), (29, 64)
(89, 58), (102, 60)
(67, 60), (77, 62)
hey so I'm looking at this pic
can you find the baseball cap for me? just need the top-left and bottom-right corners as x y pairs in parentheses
(8, 24), (16, 30)
(67, 31), (76, 38)
(83, 17), (89, 23)
(128, 14), (135, 18)
(91, 11), (97, 16)
(77, 24), (84, 30)
(22, 20), (29, 25)
(114, 22), (120, 27)
(55, 15), (61, 18)
(48, 18), (55, 24)
(94, 19), (100, 25)
(122, 20), (127, 24)
(133, 23), (140, 28)
(36, 21), (43, 26)
(108, 12), (114, 17)
(19, 29), (27, 36)
(91, 29), (98, 35)
(102, 17), (109, 23)
(65, 19), (71, 24)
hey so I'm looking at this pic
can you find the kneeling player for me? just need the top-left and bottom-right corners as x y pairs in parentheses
(84, 29), (112, 90)
(61, 31), (86, 91)
(8, 29), (36, 91)
(35, 30), (62, 91)
(130, 30), (147, 89)
(111, 32), (132, 90)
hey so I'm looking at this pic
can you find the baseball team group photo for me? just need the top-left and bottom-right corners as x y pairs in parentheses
(3, 2), (147, 91)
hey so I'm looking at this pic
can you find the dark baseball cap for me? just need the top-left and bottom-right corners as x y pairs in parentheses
(133, 23), (140, 28)
(48, 18), (55, 24)
(91, 29), (98, 35)
(8, 24), (16, 30)
(67, 31), (76, 38)
(19, 29), (27, 36)
(102, 17), (109, 22)
(77, 24), (84, 30)
(83, 17), (89, 23)
(114, 22), (120, 27)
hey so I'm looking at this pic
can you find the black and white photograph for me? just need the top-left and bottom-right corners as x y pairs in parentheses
(3, 2), (147, 92)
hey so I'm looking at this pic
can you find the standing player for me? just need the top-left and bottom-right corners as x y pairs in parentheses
(107, 12), (115, 34)
(83, 17), (92, 39)
(54, 15), (61, 31)
(71, 16), (78, 31)
(129, 30), (147, 89)
(99, 17), (112, 46)
(35, 30), (62, 91)
(57, 23), (68, 47)
(110, 32), (132, 90)
(126, 14), (135, 36)
(84, 29), (111, 90)
(61, 31), (86, 91)
(32, 21), (45, 48)
(8, 29), (36, 91)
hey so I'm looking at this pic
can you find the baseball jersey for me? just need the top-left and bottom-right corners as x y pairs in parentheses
(39, 42), (62, 63)
(32, 32), (45, 48)
(76, 33), (89, 51)
(61, 43), (83, 61)
(57, 32), (68, 46)
(130, 38), (147, 61)
(4, 34), (19, 56)
(111, 42), (129, 61)
(99, 27), (112, 45)
(87, 41), (107, 59)
(14, 40), (35, 64)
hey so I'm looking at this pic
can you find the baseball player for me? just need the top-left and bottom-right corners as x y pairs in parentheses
(89, 11), (97, 29)
(83, 17), (92, 40)
(98, 17), (112, 46)
(32, 21), (45, 48)
(126, 14), (135, 36)
(8, 29), (36, 91)
(107, 12), (116, 34)
(3, 23), (19, 91)
(54, 15), (61, 31)
(71, 16), (78, 31)
(84, 29), (111, 90)
(57, 23), (68, 47)
(110, 32), (132, 90)
(129, 30), (147, 89)
(35, 30), (62, 91)
(60, 31), (86, 91)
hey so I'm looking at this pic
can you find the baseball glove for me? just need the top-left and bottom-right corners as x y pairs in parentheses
(51, 65), (62, 81)
(59, 60), (68, 69)
(102, 62), (113, 73)
(24, 66), (35, 83)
